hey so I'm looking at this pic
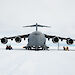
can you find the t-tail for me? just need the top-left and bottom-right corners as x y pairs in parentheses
(23, 23), (50, 31)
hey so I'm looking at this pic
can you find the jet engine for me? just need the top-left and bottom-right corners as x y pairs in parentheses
(66, 38), (73, 45)
(52, 37), (59, 43)
(1, 37), (8, 44)
(15, 36), (22, 43)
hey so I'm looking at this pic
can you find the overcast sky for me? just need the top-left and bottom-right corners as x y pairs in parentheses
(0, 0), (75, 46)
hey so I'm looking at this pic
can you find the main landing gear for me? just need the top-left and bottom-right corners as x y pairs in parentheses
(23, 46), (49, 50)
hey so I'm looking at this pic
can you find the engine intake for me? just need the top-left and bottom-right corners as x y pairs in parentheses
(15, 36), (22, 43)
(52, 37), (59, 43)
(1, 37), (8, 44)
(66, 38), (73, 45)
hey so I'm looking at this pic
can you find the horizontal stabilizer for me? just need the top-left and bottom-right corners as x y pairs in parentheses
(23, 24), (50, 28)
(23, 23), (50, 31)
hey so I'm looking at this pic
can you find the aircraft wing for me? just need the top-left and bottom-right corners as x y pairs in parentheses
(45, 34), (66, 40)
(5, 34), (29, 39)
(0, 34), (29, 44)
(45, 34), (75, 45)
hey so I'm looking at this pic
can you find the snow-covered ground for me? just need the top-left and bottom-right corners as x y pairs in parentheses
(0, 49), (75, 75)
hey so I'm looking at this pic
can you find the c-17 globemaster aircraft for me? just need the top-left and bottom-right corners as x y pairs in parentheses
(0, 23), (75, 50)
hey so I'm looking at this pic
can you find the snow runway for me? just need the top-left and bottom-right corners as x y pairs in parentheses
(0, 49), (75, 75)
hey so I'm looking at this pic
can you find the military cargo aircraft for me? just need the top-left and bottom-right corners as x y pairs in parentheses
(0, 23), (74, 50)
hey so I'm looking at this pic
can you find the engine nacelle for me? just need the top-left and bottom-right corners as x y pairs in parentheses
(52, 37), (59, 43)
(1, 37), (8, 44)
(66, 38), (73, 45)
(15, 36), (22, 43)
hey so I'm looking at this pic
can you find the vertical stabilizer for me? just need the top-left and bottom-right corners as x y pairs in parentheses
(36, 23), (38, 31)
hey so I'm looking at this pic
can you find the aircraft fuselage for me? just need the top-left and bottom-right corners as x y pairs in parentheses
(27, 31), (46, 49)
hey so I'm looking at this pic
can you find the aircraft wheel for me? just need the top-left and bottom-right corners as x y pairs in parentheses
(28, 47), (30, 50)
(42, 47), (45, 50)
(29, 47), (31, 50)
(25, 47), (27, 49)
(41, 48), (43, 50)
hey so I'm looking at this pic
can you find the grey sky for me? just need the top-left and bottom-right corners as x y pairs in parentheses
(0, 0), (75, 46)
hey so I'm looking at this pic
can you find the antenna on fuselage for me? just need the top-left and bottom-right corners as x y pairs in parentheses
(23, 23), (50, 31)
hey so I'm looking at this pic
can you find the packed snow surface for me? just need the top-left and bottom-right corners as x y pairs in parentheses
(0, 49), (75, 75)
